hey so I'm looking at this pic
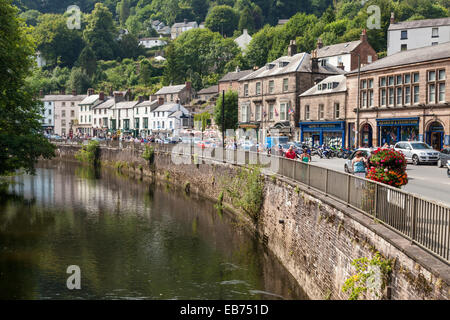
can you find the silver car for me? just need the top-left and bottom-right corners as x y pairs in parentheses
(394, 141), (439, 165)
(344, 148), (372, 174)
(437, 147), (450, 168)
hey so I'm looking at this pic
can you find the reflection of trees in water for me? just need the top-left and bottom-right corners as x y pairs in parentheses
(0, 163), (306, 299)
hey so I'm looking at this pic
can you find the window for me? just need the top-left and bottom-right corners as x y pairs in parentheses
(269, 104), (274, 120)
(143, 118), (148, 129)
(401, 44), (407, 51)
(104, 109), (106, 114)
(255, 104), (261, 121)
(256, 82), (261, 95)
(429, 71), (436, 81)
(438, 70), (445, 80)
(413, 85), (419, 104)
(61, 120), (66, 127)
(318, 104), (324, 119)
(368, 79), (374, 88)
(401, 30), (407, 39)
(136, 108), (139, 115)
(94, 109), (96, 115)
(280, 103), (287, 121)
(412, 73), (419, 83)
(380, 77), (386, 87)
(438, 83), (445, 102)
(94, 118), (96, 125)
(89, 115), (91, 122)
(432, 27), (439, 38)
(62, 110), (66, 117)
(368, 90), (374, 107)
(244, 84), (248, 96)
(429, 84), (435, 103)
(48, 109), (52, 115)
(361, 91), (367, 108)
(396, 75), (402, 85)
(62, 102), (66, 106)
(388, 76), (394, 86)
(404, 74), (411, 84)
(71, 110), (75, 117)
(367, 55), (372, 63)
(396, 87), (402, 106)
(71, 102), (74, 107)
(241, 105), (249, 122)
(380, 88), (386, 106)
(405, 86), (411, 105)
(283, 78), (289, 92)
(268, 80), (274, 94)
(334, 103), (340, 119)
(328, 83), (332, 89)
(304, 105), (310, 120)
(388, 88), (394, 106)
(169, 121), (173, 129)
(361, 80), (367, 89)
(432, 42), (438, 46)
(170, 94), (173, 102)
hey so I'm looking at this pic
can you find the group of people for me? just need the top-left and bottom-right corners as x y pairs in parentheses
(284, 146), (312, 163)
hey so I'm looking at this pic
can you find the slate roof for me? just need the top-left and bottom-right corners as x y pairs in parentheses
(79, 94), (100, 105)
(112, 101), (139, 109)
(155, 84), (187, 95)
(239, 52), (345, 81)
(197, 85), (218, 95)
(42, 95), (86, 102)
(172, 21), (197, 28)
(388, 17), (450, 30)
(136, 99), (159, 108)
(316, 40), (361, 58)
(218, 69), (254, 82)
(300, 75), (347, 97)
(93, 98), (114, 109)
(348, 41), (450, 74)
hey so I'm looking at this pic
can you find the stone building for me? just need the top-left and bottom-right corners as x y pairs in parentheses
(47, 92), (86, 137)
(346, 41), (450, 150)
(238, 41), (345, 143)
(171, 19), (198, 39)
(316, 29), (378, 72)
(196, 85), (219, 102)
(218, 68), (253, 94)
(154, 82), (193, 105)
(299, 75), (347, 148)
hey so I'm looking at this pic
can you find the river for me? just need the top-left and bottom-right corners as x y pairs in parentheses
(0, 162), (307, 300)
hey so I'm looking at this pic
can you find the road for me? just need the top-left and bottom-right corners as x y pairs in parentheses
(308, 156), (450, 206)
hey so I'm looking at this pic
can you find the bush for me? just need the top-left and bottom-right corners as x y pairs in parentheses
(75, 140), (100, 165)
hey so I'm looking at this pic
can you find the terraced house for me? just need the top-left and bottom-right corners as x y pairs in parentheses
(238, 41), (344, 143)
(346, 41), (450, 150)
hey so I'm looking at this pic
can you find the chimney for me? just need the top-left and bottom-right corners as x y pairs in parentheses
(126, 88), (132, 101)
(109, 87), (113, 97)
(360, 29), (368, 42)
(59, 89), (65, 95)
(253, 65), (259, 71)
(185, 81), (191, 91)
(390, 12), (395, 25)
(99, 91), (105, 101)
(184, 19), (188, 24)
(337, 62), (345, 70)
(87, 88), (94, 96)
(311, 50), (319, 72)
(288, 40), (297, 57)
(317, 38), (323, 50)
(114, 92), (124, 103)
(235, 66), (240, 72)
(138, 95), (144, 103)
(72, 89), (77, 96)
(158, 97), (164, 105)
(243, 29), (248, 36)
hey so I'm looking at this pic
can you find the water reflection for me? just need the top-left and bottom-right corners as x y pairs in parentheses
(0, 162), (307, 300)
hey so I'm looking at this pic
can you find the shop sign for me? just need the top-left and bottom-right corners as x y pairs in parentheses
(377, 119), (418, 126)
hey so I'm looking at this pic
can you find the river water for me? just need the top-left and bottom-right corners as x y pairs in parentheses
(0, 162), (307, 300)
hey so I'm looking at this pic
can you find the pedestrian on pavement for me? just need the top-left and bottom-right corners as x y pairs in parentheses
(352, 151), (367, 179)
(285, 145), (297, 160)
(300, 148), (311, 163)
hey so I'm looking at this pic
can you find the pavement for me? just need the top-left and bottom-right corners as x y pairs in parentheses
(308, 156), (450, 206)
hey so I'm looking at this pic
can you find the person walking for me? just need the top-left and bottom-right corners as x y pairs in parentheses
(285, 145), (297, 160)
(300, 148), (311, 163)
(352, 151), (367, 178)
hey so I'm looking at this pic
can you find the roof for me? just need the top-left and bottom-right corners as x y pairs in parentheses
(153, 103), (190, 115)
(239, 52), (345, 81)
(317, 40), (361, 58)
(234, 29), (252, 51)
(197, 85), (218, 95)
(112, 101), (139, 109)
(79, 94), (100, 105)
(219, 69), (253, 82)
(155, 84), (187, 95)
(388, 17), (450, 31)
(139, 37), (166, 41)
(172, 21), (197, 28)
(348, 41), (450, 74)
(41, 95), (86, 102)
(300, 75), (347, 97)
(136, 99), (159, 108)
(93, 98), (114, 109)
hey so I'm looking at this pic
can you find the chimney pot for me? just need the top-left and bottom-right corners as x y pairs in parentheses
(99, 91), (105, 101)
(72, 89), (77, 96)
(288, 40), (297, 57)
(360, 29), (368, 42)
(317, 38), (323, 49)
(311, 50), (319, 72)
(158, 97), (164, 105)
(390, 12), (395, 24)
(39, 89), (44, 98)
(138, 96), (144, 103)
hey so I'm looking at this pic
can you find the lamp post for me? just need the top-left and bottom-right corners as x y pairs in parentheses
(356, 53), (361, 148)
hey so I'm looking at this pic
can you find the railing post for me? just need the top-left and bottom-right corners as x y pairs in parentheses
(293, 160), (296, 181)
(346, 174), (350, 207)
(374, 183), (378, 218)
(307, 163), (311, 188)
(411, 196), (417, 244)
(325, 169), (329, 195)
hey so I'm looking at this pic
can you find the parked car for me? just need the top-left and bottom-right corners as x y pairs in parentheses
(447, 160), (450, 177)
(344, 148), (373, 174)
(437, 147), (450, 168)
(394, 141), (439, 165)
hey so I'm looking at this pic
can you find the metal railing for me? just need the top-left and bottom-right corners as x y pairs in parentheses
(52, 140), (450, 263)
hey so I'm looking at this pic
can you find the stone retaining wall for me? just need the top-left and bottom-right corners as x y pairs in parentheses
(53, 144), (449, 300)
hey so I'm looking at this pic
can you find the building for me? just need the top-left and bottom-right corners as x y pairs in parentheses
(134, 98), (160, 138)
(154, 82), (193, 105)
(46, 92), (86, 137)
(138, 37), (167, 49)
(36, 51), (46, 68)
(150, 102), (193, 137)
(238, 40), (345, 142)
(41, 95), (55, 134)
(387, 14), (450, 56)
(171, 19), (198, 40)
(92, 97), (115, 137)
(77, 89), (106, 136)
(316, 29), (377, 72)
(218, 68), (253, 93)
(346, 42), (450, 150)
(234, 29), (252, 52)
(299, 75), (347, 148)
(196, 85), (219, 102)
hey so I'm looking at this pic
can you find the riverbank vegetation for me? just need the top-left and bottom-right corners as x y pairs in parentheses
(75, 140), (100, 165)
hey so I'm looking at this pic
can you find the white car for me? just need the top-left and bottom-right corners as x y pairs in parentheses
(344, 148), (373, 174)
(394, 141), (439, 165)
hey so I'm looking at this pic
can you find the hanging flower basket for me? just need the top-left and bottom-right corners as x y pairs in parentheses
(367, 148), (408, 188)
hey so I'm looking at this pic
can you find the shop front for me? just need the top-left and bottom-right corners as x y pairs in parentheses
(299, 121), (345, 148)
(377, 117), (419, 146)
(426, 121), (445, 150)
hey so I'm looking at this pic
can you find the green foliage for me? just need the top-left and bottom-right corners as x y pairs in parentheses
(67, 67), (92, 94)
(222, 166), (264, 221)
(77, 46), (97, 77)
(75, 140), (100, 164)
(0, 0), (56, 175)
(214, 90), (238, 131)
(141, 144), (155, 166)
(342, 252), (393, 300)
(205, 5), (239, 37)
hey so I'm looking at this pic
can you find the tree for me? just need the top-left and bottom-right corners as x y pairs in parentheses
(117, 33), (144, 59)
(33, 13), (84, 67)
(116, 0), (130, 27)
(238, 7), (255, 34)
(19, 9), (41, 26)
(77, 46), (97, 77)
(205, 5), (239, 37)
(83, 3), (118, 61)
(0, 0), (55, 175)
(214, 90), (238, 131)
(67, 67), (92, 94)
